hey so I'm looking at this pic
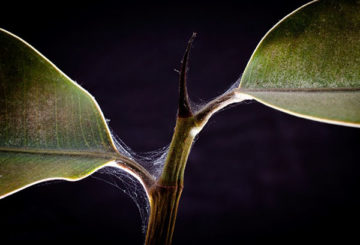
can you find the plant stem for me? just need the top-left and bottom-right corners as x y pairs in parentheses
(144, 33), (199, 245)
(145, 184), (183, 245)
(145, 117), (197, 245)
(144, 32), (243, 244)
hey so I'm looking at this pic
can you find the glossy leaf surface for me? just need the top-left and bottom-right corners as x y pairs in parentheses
(0, 29), (149, 198)
(238, 0), (360, 127)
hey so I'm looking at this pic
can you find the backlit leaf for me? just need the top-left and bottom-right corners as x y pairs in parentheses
(0, 29), (152, 198)
(238, 0), (360, 127)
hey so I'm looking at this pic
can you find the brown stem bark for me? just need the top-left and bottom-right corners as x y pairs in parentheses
(145, 184), (183, 245)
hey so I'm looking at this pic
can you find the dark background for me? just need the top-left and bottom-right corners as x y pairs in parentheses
(1, 0), (360, 243)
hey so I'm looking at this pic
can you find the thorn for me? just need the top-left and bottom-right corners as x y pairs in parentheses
(178, 32), (197, 118)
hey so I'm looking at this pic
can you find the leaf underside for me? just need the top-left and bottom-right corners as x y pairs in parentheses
(0, 29), (137, 198)
(0, 151), (114, 197)
(239, 0), (360, 127)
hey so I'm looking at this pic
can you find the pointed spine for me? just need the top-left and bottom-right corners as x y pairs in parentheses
(178, 32), (197, 118)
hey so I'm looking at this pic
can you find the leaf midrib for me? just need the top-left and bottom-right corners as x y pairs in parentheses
(238, 87), (360, 93)
(0, 146), (118, 159)
(0, 145), (157, 190)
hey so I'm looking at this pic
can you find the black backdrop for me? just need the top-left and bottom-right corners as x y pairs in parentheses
(1, 0), (360, 243)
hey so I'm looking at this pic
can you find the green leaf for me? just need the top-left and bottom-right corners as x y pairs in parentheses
(238, 0), (360, 127)
(0, 29), (152, 198)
